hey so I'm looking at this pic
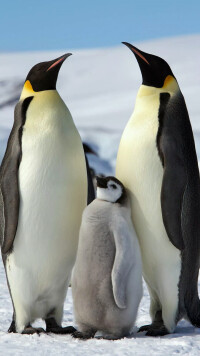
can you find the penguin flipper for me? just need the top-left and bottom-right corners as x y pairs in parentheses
(158, 92), (187, 251)
(111, 221), (134, 309)
(0, 97), (33, 254)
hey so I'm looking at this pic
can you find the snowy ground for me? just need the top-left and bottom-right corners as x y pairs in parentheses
(1, 277), (200, 356)
(0, 34), (200, 355)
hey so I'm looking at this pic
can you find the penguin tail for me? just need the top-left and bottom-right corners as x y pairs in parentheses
(179, 224), (200, 328)
(8, 319), (16, 333)
(185, 293), (200, 327)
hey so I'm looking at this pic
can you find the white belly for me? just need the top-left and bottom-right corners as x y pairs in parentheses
(116, 89), (181, 308)
(6, 91), (87, 328)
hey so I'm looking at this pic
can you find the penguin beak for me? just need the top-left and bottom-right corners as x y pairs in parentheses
(47, 53), (72, 72)
(122, 42), (175, 88)
(96, 176), (107, 189)
(122, 42), (150, 65)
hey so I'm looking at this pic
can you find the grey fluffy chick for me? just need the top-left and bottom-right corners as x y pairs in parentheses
(72, 176), (143, 339)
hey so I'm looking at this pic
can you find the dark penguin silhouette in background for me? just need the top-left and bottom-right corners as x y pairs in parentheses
(116, 42), (200, 336)
(83, 143), (96, 203)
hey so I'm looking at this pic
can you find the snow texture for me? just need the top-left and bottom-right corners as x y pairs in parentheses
(0, 34), (200, 355)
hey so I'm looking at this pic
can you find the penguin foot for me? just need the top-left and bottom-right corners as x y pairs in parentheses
(146, 325), (169, 337)
(47, 326), (77, 334)
(72, 331), (95, 340)
(138, 324), (152, 332)
(22, 326), (45, 335)
(8, 320), (45, 335)
(45, 317), (76, 334)
(138, 323), (169, 336)
(138, 319), (163, 333)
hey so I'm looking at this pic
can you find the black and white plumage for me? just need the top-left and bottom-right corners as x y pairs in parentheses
(116, 43), (200, 336)
(0, 54), (87, 334)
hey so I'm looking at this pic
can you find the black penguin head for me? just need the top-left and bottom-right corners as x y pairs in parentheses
(122, 42), (175, 88)
(96, 176), (127, 204)
(24, 53), (72, 92)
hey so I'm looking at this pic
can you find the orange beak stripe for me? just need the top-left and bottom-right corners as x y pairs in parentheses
(131, 47), (150, 65)
(47, 56), (65, 71)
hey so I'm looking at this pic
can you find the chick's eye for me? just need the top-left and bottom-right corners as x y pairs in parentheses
(110, 184), (117, 189)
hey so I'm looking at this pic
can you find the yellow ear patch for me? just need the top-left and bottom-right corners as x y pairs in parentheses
(24, 80), (34, 92)
(163, 75), (179, 93)
(20, 80), (35, 100)
(163, 75), (175, 88)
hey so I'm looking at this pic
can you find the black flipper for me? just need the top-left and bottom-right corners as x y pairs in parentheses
(0, 97), (33, 254)
(158, 91), (200, 327)
(83, 143), (96, 204)
(157, 92), (187, 250)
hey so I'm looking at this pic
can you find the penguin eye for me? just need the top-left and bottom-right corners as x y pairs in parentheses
(110, 184), (117, 189)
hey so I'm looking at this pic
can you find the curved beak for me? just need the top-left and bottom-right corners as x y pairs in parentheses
(47, 53), (72, 72)
(122, 42), (150, 65)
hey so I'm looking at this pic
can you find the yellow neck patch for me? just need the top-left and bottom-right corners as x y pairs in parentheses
(138, 74), (179, 99)
(162, 75), (178, 93)
(20, 80), (35, 100)
(24, 80), (34, 92)
(163, 75), (173, 87)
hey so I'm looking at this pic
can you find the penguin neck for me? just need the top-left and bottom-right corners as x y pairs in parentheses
(19, 89), (75, 134)
(137, 76), (179, 99)
(20, 80), (59, 101)
(130, 76), (180, 121)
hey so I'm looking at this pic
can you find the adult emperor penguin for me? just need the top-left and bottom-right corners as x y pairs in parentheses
(0, 54), (87, 334)
(72, 176), (142, 339)
(116, 43), (200, 336)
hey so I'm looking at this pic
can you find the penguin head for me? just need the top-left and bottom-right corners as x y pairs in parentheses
(122, 42), (178, 90)
(20, 53), (72, 99)
(96, 176), (127, 203)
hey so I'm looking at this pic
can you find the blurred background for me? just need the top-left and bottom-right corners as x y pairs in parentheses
(0, 0), (200, 176)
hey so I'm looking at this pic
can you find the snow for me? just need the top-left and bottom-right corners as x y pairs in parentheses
(0, 34), (200, 354)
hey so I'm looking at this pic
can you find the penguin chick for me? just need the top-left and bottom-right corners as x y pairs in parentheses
(72, 176), (143, 340)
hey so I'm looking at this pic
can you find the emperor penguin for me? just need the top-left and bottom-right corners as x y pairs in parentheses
(0, 54), (87, 334)
(116, 42), (200, 336)
(72, 176), (143, 339)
